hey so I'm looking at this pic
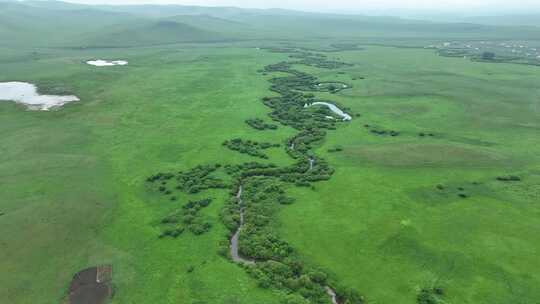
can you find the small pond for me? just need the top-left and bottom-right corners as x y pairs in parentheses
(0, 82), (79, 111)
(86, 60), (128, 66)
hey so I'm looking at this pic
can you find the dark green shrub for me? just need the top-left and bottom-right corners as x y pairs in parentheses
(496, 175), (521, 182)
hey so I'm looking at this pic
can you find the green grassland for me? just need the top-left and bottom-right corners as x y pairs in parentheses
(280, 46), (540, 304)
(0, 45), (294, 304)
(1, 2), (540, 304)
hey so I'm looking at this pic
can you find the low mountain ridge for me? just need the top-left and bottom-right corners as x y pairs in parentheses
(86, 20), (230, 47)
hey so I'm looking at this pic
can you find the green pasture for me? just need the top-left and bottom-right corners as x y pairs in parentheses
(280, 46), (540, 304)
(1, 41), (539, 304)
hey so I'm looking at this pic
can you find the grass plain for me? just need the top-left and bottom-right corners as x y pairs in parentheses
(280, 46), (540, 304)
(1, 3), (540, 303)
(1, 46), (293, 304)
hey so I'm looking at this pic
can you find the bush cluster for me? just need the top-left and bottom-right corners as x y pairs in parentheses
(147, 164), (227, 197)
(248, 260), (329, 303)
(160, 198), (213, 237)
(223, 138), (280, 159)
(496, 175), (521, 182)
(417, 287), (444, 304)
(224, 162), (278, 177)
(294, 57), (353, 69)
(363, 124), (400, 137)
(371, 129), (400, 137)
(327, 146), (343, 153)
(287, 50), (354, 69)
(246, 118), (278, 130)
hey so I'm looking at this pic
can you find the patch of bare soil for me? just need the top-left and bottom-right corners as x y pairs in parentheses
(66, 265), (112, 304)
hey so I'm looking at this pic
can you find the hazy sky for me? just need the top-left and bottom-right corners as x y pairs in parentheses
(62, 0), (540, 13)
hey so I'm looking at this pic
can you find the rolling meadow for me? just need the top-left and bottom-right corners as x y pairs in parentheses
(1, 1), (539, 303)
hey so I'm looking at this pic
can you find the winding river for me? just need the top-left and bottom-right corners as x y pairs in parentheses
(230, 186), (255, 265)
(230, 185), (340, 303)
(325, 286), (339, 304)
(228, 53), (354, 304)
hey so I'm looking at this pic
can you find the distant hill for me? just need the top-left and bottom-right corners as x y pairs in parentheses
(19, 0), (93, 10)
(166, 14), (252, 34)
(0, 1), (141, 46)
(87, 20), (230, 47)
(2, 0), (540, 47)
(94, 3), (312, 19)
(0, 1), (234, 47)
(462, 15), (540, 27)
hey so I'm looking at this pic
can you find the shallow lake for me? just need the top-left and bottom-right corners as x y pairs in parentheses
(309, 101), (352, 121)
(0, 82), (79, 110)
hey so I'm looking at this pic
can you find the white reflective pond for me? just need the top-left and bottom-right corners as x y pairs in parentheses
(0, 82), (79, 111)
(86, 60), (128, 66)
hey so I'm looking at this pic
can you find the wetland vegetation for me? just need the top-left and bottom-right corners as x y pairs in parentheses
(1, 1), (540, 304)
(223, 138), (281, 159)
(245, 118), (278, 130)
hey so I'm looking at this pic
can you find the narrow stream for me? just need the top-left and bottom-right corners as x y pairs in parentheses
(309, 158), (315, 171)
(230, 185), (340, 303)
(230, 186), (255, 265)
(227, 56), (355, 304)
(228, 98), (353, 302)
(325, 286), (339, 304)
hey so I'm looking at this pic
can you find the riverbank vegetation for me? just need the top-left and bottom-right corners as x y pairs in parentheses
(160, 198), (214, 237)
(416, 287), (445, 304)
(147, 164), (227, 194)
(223, 138), (280, 159)
(246, 118), (278, 130)
(363, 124), (400, 137)
(215, 49), (364, 303)
(143, 48), (364, 302)
(496, 175), (522, 182)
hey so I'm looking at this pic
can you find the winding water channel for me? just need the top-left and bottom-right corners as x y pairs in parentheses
(230, 184), (341, 303)
(228, 51), (356, 304)
(306, 102), (352, 121)
(230, 99), (350, 302)
(229, 99), (350, 262)
(230, 186), (255, 265)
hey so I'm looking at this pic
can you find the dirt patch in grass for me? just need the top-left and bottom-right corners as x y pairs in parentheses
(66, 265), (112, 304)
(349, 143), (505, 168)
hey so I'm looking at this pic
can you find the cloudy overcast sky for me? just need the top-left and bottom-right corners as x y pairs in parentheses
(61, 0), (540, 13)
